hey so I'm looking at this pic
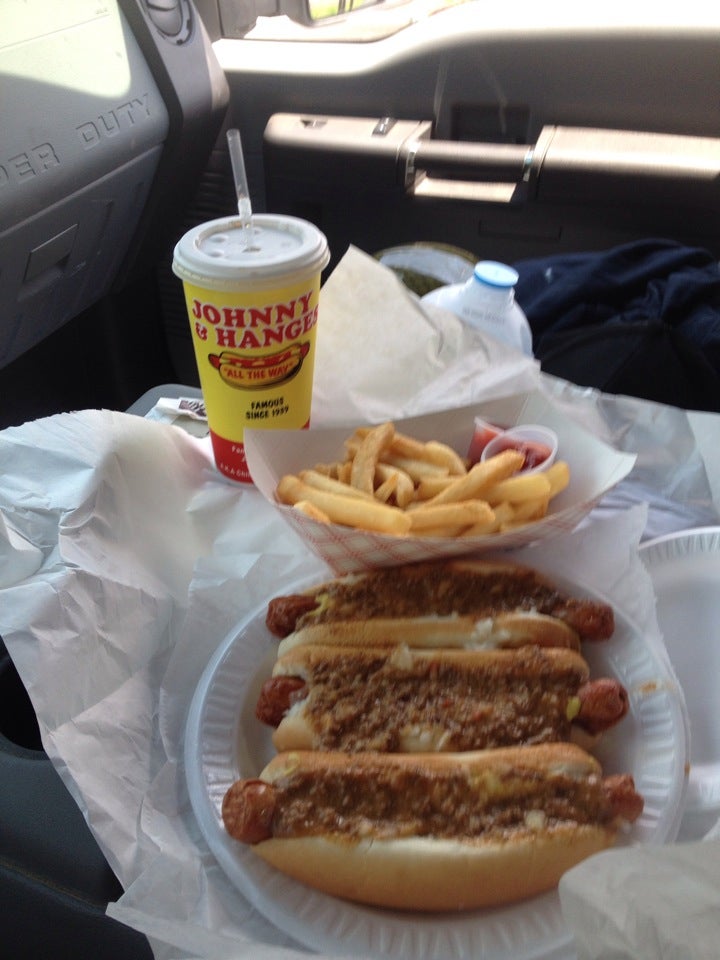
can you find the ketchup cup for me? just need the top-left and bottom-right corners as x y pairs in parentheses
(480, 424), (559, 475)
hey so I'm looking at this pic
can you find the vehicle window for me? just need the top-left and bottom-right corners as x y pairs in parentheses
(309, 0), (380, 17)
(222, 2), (719, 43)
(223, 0), (473, 42)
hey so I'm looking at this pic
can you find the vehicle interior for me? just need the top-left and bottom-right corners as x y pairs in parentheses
(1, 1), (719, 956)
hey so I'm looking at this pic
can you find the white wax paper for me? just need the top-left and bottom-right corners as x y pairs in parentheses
(559, 840), (720, 960)
(0, 510), (43, 587)
(311, 245), (540, 425)
(0, 246), (719, 960)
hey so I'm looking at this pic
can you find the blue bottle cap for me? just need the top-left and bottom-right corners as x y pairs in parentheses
(473, 261), (519, 289)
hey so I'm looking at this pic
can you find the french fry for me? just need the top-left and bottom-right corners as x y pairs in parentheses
(343, 436), (361, 458)
(408, 500), (495, 533)
(509, 497), (550, 522)
(382, 453), (450, 483)
(374, 473), (399, 504)
(422, 440), (468, 476)
(277, 474), (412, 535)
(375, 463), (415, 508)
(484, 472), (552, 505)
(417, 450), (525, 507)
(299, 469), (374, 500)
(489, 501), (517, 528)
(337, 460), (353, 485)
(461, 512), (504, 536)
(350, 422), (395, 494)
(384, 431), (430, 461)
(355, 428), (466, 476)
(415, 475), (457, 501)
(310, 462), (339, 478)
(293, 500), (331, 523)
(461, 501), (516, 534)
(275, 420), (571, 539)
(545, 460), (571, 497)
(388, 433), (467, 476)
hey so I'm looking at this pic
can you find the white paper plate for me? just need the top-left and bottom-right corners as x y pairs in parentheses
(185, 572), (688, 960)
(640, 527), (720, 829)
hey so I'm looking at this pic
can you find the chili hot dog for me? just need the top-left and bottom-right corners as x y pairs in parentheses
(268, 559), (614, 654)
(255, 643), (629, 753)
(222, 743), (643, 911)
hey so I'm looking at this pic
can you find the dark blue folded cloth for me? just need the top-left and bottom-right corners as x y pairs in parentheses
(512, 239), (720, 410)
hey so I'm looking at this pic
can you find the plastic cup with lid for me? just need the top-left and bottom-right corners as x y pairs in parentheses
(172, 214), (330, 483)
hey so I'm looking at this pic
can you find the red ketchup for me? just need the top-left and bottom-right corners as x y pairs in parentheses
(488, 436), (552, 471)
(468, 420), (553, 472)
(467, 422), (502, 465)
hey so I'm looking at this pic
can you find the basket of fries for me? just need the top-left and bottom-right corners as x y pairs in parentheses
(244, 392), (637, 574)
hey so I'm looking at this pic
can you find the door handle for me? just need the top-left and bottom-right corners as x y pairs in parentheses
(404, 138), (535, 188)
(402, 125), (720, 211)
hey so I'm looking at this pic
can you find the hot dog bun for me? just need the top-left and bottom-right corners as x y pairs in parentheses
(266, 558), (614, 649)
(258, 643), (630, 754)
(223, 744), (642, 911)
(277, 611), (580, 656)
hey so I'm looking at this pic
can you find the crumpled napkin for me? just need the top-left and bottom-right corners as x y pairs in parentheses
(0, 410), (328, 959)
(559, 839), (720, 960)
(311, 244), (541, 424)
(0, 510), (43, 588)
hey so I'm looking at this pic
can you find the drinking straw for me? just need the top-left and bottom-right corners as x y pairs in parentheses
(227, 127), (254, 249)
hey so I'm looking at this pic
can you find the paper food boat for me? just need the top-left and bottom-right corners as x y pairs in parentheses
(244, 391), (636, 574)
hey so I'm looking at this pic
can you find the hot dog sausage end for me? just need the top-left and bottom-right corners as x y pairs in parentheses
(222, 779), (277, 844)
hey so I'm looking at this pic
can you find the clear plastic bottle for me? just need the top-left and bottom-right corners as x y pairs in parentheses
(421, 260), (532, 356)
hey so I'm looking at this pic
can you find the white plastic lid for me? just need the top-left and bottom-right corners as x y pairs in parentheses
(172, 214), (329, 291)
(473, 260), (519, 289)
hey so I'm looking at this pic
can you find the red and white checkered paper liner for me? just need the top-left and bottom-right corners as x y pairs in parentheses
(244, 392), (637, 575)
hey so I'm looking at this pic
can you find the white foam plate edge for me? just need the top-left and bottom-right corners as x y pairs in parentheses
(640, 526), (720, 820)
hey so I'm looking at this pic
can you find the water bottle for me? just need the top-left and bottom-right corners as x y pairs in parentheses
(421, 260), (532, 356)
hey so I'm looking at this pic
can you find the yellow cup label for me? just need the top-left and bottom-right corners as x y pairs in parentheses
(182, 276), (320, 480)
